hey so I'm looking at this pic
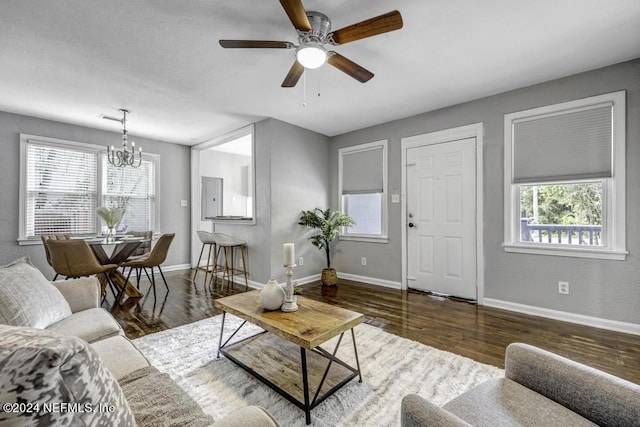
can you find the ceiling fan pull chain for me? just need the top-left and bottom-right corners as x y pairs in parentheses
(302, 72), (307, 107)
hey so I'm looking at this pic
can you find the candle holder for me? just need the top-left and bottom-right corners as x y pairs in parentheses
(281, 264), (298, 312)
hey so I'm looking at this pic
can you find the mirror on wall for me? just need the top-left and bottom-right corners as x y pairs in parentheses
(194, 125), (255, 223)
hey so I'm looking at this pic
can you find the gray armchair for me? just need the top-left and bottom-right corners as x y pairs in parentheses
(402, 343), (640, 427)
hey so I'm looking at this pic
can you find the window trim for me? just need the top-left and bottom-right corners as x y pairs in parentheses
(18, 133), (160, 245)
(338, 139), (388, 243)
(503, 91), (627, 260)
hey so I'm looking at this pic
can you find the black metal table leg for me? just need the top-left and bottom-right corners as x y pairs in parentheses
(351, 328), (362, 382)
(300, 347), (311, 425)
(217, 312), (226, 359)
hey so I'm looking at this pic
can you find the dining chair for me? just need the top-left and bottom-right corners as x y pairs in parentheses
(121, 230), (153, 283)
(45, 239), (119, 302)
(120, 233), (175, 300)
(40, 234), (72, 280)
(127, 231), (153, 257)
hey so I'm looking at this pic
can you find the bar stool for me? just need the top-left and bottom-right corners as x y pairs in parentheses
(209, 233), (248, 291)
(194, 231), (217, 285)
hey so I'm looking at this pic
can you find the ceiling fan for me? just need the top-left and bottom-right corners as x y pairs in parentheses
(219, 0), (403, 87)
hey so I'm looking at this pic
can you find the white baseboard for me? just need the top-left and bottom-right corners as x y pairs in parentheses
(337, 272), (402, 290)
(296, 273), (322, 286)
(483, 298), (640, 336)
(162, 263), (192, 272)
(245, 272), (393, 290)
(230, 273), (320, 289)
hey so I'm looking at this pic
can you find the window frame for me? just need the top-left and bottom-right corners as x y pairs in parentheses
(503, 91), (627, 260)
(338, 139), (388, 243)
(18, 134), (160, 245)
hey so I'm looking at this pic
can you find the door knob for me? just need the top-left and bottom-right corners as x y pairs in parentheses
(408, 222), (416, 228)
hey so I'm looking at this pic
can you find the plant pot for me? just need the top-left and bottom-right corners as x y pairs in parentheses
(321, 268), (338, 286)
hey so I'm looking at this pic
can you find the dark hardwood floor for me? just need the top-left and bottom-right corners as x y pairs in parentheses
(106, 269), (640, 384)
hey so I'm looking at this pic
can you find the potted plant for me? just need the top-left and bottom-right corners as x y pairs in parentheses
(298, 208), (355, 286)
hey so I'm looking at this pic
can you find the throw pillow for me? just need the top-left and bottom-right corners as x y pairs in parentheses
(0, 256), (72, 328)
(0, 325), (136, 426)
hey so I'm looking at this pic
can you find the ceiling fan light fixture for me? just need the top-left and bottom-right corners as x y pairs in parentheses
(296, 44), (327, 69)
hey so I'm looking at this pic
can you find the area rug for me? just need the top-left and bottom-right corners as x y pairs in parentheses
(133, 315), (503, 426)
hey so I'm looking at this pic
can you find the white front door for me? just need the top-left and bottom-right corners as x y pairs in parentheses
(406, 137), (477, 299)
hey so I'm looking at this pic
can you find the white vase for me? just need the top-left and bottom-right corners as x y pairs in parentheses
(260, 279), (285, 311)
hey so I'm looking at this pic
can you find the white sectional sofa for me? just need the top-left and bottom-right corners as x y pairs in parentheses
(0, 256), (277, 426)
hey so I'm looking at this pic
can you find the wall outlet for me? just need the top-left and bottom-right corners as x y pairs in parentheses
(298, 257), (304, 266)
(558, 281), (569, 295)
(180, 200), (188, 207)
(361, 257), (367, 266)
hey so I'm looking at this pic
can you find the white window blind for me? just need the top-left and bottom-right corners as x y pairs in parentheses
(25, 142), (98, 237)
(342, 146), (384, 194)
(101, 155), (156, 233)
(512, 104), (613, 183)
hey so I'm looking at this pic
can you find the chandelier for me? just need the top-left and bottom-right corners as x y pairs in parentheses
(101, 108), (142, 168)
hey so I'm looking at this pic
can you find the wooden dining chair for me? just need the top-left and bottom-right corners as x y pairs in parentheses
(40, 234), (72, 280)
(45, 239), (119, 302)
(121, 233), (175, 300)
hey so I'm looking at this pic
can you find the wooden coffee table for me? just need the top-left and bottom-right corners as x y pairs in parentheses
(214, 290), (364, 425)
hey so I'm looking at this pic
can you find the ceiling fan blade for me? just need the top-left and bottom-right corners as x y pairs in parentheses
(329, 10), (403, 45)
(219, 40), (293, 49)
(282, 61), (304, 87)
(279, 0), (312, 32)
(327, 52), (374, 83)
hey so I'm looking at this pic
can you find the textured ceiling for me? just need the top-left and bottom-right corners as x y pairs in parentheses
(1, 1), (640, 145)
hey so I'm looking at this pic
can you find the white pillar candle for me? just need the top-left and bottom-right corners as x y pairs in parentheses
(283, 243), (295, 266)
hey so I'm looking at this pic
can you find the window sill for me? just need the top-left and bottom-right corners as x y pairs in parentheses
(339, 235), (388, 244)
(17, 238), (41, 246)
(503, 243), (627, 261)
(209, 217), (256, 226)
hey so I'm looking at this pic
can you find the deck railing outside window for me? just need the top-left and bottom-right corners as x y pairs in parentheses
(520, 218), (602, 246)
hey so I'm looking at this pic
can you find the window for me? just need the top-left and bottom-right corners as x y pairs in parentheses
(503, 91), (626, 259)
(19, 134), (159, 243)
(338, 140), (388, 241)
(101, 155), (157, 234)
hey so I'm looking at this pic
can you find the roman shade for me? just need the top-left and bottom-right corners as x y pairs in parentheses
(512, 103), (613, 183)
(342, 146), (384, 194)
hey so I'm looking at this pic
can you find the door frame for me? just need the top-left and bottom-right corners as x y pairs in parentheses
(400, 123), (484, 303)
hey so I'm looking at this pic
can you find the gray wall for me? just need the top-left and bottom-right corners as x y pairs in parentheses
(268, 118), (330, 283)
(329, 58), (640, 325)
(208, 118), (330, 285)
(0, 111), (192, 277)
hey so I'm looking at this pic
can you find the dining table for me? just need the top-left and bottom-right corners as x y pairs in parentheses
(84, 236), (149, 306)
